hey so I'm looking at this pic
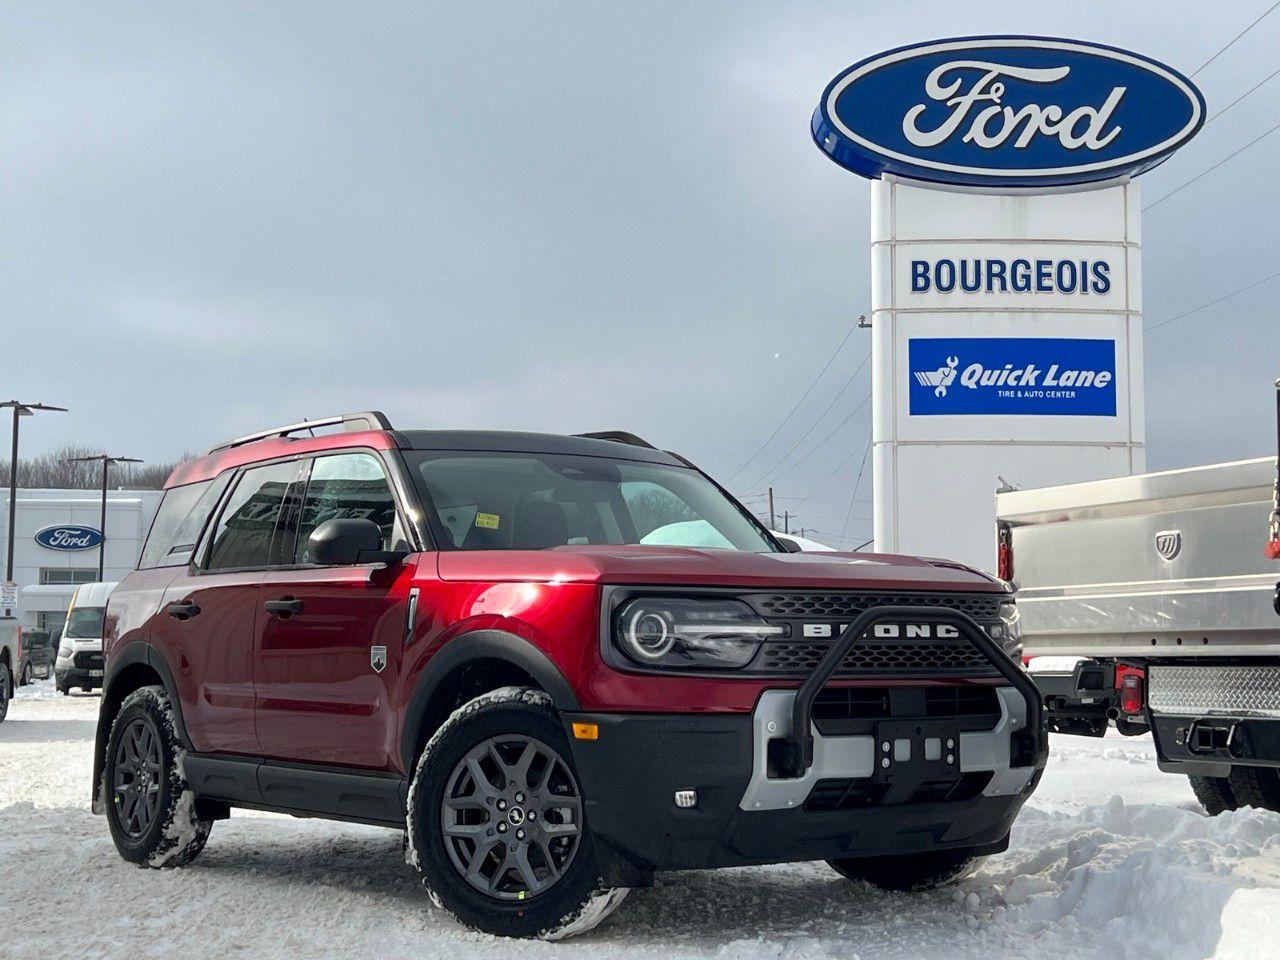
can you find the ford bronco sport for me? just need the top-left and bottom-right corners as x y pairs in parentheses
(94, 412), (1045, 938)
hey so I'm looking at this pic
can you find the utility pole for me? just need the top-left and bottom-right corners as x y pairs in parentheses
(1, 401), (67, 616)
(768, 487), (775, 529)
(66, 454), (142, 582)
(784, 511), (790, 534)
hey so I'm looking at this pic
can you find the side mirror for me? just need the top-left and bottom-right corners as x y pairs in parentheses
(308, 518), (408, 566)
(775, 535), (804, 554)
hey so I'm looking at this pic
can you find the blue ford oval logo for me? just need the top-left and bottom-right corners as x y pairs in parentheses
(812, 36), (1205, 188)
(34, 524), (103, 551)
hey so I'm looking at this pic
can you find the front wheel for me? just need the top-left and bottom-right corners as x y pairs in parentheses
(20, 660), (32, 685)
(406, 687), (626, 939)
(104, 685), (212, 867)
(828, 849), (980, 892)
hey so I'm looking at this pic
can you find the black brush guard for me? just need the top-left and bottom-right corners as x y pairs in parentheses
(779, 605), (1045, 778)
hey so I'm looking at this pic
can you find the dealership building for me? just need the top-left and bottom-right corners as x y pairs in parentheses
(0, 488), (161, 634)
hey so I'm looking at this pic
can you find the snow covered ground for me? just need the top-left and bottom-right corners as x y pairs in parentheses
(4, 679), (1280, 960)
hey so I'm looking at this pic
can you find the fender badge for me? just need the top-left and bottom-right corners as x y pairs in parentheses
(370, 645), (388, 673)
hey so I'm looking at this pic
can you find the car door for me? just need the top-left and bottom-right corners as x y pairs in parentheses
(254, 450), (415, 770)
(150, 460), (302, 756)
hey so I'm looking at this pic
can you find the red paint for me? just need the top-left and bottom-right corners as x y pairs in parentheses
(108, 428), (1009, 777)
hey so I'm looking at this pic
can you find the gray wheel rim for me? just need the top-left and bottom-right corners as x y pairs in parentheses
(113, 717), (163, 838)
(440, 734), (583, 900)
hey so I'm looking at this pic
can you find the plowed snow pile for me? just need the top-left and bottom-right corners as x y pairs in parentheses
(4, 680), (1279, 960)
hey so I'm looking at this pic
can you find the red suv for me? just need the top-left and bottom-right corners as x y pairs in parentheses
(94, 412), (1045, 938)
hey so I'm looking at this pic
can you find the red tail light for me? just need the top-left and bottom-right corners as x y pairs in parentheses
(1118, 672), (1144, 715)
(997, 543), (1013, 581)
(1266, 540), (1280, 560)
(15, 625), (21, 663)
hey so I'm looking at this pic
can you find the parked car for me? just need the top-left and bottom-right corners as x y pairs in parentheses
(17, 628), (54, 684)
(94, 412), (1045, 939)
(0, 617), (18, 722)
(55, 582), (116, 694)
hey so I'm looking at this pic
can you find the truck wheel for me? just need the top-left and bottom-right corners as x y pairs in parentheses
(827, 849), (979, 892)
(0, 660), (10, 722)
(1227, 767), (1280, 813)
(1188, 775), (1239, 816)
(104, 685), (212, 868)
(406, 686), (627, 939)
(20, 660), (32, 685)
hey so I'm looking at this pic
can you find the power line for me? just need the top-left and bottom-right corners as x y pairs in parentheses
(1146, 267), (1280, 332)
(724, 324), (855, 484)
(762, 394), (872, 488)
(1191, 1), (1280, 76)
(839, 437), (873, 545)
(1144, 116), (1280, 211)
(1204, 63), (1280, 128)
(792, 435), (872, 508)
(741, 347), (872, 491)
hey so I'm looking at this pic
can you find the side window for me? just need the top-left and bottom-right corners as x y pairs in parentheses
(138, 474), (232, 569)
(294, 453), (399, 564)
(205, 461), (300, 570)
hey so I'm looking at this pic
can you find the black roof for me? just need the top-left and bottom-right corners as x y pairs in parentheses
(397, 430), (686, 466)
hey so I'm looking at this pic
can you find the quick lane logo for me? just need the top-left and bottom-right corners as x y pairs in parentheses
(908, 337), (1117, 417)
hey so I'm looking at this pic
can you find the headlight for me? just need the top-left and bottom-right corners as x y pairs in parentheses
(58, 642), (72, 658)
(989, 600), (1022, 657)
(614, 597), (784, 670)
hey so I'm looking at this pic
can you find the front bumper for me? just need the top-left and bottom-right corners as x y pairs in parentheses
(565, 687), (1045, 874)
(55, 650), (104, 689)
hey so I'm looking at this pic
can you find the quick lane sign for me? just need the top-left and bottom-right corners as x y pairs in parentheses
(812, 36), (1204, 188)
(909, 338), (1117, 416)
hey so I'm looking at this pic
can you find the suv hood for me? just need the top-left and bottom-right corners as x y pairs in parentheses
(436, 545), (1004, 592)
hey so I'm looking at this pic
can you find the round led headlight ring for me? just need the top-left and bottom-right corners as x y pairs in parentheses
(625, 608), (674, 660)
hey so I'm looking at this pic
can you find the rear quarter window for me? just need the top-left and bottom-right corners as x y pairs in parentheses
(138, 474), (232, 569)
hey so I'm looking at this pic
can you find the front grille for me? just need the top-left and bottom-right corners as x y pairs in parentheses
(759, 640), (995, 677)
(804, 772), (992, 812)
(742, 590), (1004, 679)
(73, 651), (103, 670)
(750, 591), (1002, 621)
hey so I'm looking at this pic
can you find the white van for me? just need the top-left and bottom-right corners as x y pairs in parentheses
(54, 582), (116, 695)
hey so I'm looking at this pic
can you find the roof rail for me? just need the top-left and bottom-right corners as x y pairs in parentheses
(205, 411), (394, 455)
(574, 431), (657, 450)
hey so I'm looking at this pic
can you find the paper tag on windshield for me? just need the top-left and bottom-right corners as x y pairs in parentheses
(476, 512), (500, 530)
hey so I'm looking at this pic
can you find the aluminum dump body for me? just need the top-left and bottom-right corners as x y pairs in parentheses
(996, 457), (1279, 659)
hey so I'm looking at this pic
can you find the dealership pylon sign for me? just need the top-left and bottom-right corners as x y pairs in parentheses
(812, 36), (1204, 572)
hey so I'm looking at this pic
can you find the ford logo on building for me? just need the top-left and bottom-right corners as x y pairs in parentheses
(812, 36), (1205, 188)
(34, 524), (103, 551)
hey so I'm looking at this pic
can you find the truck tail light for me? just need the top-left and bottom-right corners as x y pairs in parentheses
(997, 523), (1014, 582)
(1118, 670), (1145, 716)
(14, 625), (21, 663)
(1267, 539), (1280, 560)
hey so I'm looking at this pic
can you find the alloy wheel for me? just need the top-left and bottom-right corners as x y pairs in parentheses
(440, 734), (583, 900)
(113, 717), (164, 838)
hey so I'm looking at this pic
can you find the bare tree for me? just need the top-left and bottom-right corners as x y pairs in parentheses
(0, 444), (189, 490)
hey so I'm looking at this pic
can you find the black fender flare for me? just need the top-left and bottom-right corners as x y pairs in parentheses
(92, 643), (191, 810)
(399, 630), (580, 772)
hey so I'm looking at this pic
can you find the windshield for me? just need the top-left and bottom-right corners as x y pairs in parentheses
(64, 606), (105, 639)
(408, 452), (776, 552)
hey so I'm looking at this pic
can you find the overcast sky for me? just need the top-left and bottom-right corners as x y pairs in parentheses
(2, 2), (1277, 547)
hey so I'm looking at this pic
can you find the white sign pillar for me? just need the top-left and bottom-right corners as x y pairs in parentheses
(870, 175), (1145, 571)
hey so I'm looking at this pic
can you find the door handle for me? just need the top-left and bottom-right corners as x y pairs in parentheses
(166, 601), (201, 621)
(264, 597), (303, 617)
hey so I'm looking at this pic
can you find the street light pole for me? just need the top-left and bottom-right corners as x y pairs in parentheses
(1, 401), (67, 616)
(66, 454), (143, 583)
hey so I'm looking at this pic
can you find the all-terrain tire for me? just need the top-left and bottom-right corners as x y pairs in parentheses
(1227, 766), (1280, 813)
(406, 686), (627, 939)
(0, 660), (10, 722)
(19, 660), (32, 685)
(827, 849), (980, 892)
(1189, 774), (1239, 816)
(104, 685), (212, 867)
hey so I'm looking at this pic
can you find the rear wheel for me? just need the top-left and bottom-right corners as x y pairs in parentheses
(0, 661), (11, 722)
(1188, 774), (1239, 816)
(1227, 766), (1280, 813)
(828, 849), (980, 892)
(104, 686), (212, 867)
(407, 687), (626, 939)
(20, 660), (32, 685)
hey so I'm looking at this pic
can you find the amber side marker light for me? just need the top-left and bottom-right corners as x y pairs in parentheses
(571, 722), (599, 741)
